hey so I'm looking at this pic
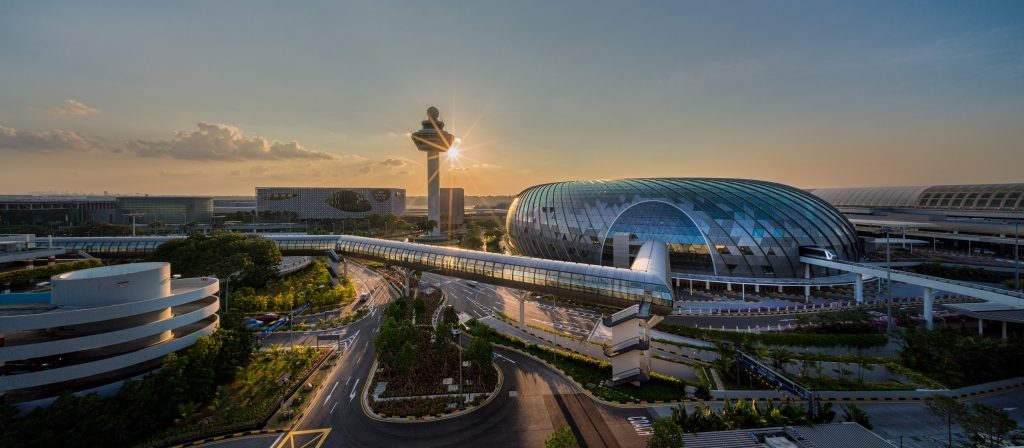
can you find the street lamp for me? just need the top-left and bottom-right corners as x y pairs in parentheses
(1014, 219), (1020, 292)
(222, 270), (243, 313)
(880, 226), (896, 334)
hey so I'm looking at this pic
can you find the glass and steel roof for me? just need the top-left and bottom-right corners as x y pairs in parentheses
(506, 178), (861, 279)
(810, 183), (1024, 211)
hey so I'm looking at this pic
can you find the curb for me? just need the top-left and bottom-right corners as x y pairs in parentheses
(169, 429), (287, 448)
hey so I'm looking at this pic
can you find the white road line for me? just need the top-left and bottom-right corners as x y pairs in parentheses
(355, 353), (363, 365)
(495, 353), (516, 364)
(349, 379), (361, 402)
(270, 432), (285, 448)
(324, 381), (340, 406)
(330, 401), (340, 414)
(345, 376), (351, 386)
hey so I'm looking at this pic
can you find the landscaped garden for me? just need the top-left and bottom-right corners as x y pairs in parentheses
(465, 319), (696, 403)
(152, 345), (328, 442)
(368, 299), (499, 417)
(228, 258), (356, 314)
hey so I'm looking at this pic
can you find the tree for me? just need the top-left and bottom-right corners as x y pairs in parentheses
(413, 297), (427, 321)
(545, 425), (579, 448)
(441, 305), (459, 328)
(841, 404), (872, 429)
(148, 231), (282, 289)
(959, 403), (1020, 448)
(648, 417), (684, 448)
(767, 347), (795, 371)
(394, 341), (417, 378)
(465, 338), (493, 384)
(924, 395), (966, 448)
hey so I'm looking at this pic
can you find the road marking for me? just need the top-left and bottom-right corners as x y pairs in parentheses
(495, 353), (516, 364)
(349, 379), (361, 402)
(330, 401), (339, 414)
(324, 381), (340, 406)
(271, 432), (285, 447)
(355, 353), (363, 365)
(628, 416), (654, 436)
(345, 376), (351, 386)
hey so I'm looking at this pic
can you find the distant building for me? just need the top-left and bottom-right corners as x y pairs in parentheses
(213, 196), (256, 215)
(440, 187), (465, 232)
(115, 196), (213, 226)
(0, 196), (117, 226)
(809, 183), (1024, 254)
(0, 262), (219, 410)
(256, 187), (405, 220)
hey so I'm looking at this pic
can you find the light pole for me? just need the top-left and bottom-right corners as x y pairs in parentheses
(881, 226), (895, 334)
(222, 270), (242, 313)
(1013, 219), (1020, 292)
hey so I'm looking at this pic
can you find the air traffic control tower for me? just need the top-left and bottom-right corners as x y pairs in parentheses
(411, 106), (455, 239)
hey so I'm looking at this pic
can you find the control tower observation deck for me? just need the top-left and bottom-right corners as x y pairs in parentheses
(410, 106), (454, 239)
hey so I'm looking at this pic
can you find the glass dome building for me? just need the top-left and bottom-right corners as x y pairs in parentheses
(506, 178), (861, 279)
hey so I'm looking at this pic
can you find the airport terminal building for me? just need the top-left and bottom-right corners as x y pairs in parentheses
(506, 178), (862, 281)
(256, 187), (406, 220)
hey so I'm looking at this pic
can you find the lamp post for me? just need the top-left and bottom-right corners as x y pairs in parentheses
(880, 226), (895, 334)
(1014, 219), (1020, 292)
(222, 270), (242, 313)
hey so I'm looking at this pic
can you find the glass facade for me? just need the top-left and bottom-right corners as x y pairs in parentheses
(506, 178), (862, 279)
(256, 187), (406, 220)
(116, 197), (213, 225)
(335, 235), (674, 309)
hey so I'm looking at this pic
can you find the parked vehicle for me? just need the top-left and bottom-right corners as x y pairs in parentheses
(255, 313), (280, 323)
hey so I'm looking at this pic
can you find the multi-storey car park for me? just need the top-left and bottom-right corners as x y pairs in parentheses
(0, 262), (219, 410)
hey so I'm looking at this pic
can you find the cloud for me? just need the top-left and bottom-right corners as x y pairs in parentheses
(47, 99), (100, 116)
(249, 166), (269, 176)
(378, 158), (407, 167)
(123, 122), (336, 161)
(0, 125), (101, 152)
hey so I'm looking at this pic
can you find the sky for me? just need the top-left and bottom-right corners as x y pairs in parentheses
(1, 1), (1022, 196)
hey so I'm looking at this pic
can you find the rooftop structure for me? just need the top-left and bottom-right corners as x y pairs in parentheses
(506, 178), (862, 280)
(0, 262), (219, 410)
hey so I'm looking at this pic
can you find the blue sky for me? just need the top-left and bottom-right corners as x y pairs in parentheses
(1, 1), (1022, 195)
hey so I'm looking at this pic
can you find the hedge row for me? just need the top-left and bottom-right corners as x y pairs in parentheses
(0, 258), (102, 285)
(657, 323), (888, 348)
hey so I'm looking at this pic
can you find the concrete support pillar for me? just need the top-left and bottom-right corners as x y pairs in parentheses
(727, 283), (732, 292)
(688, 279), (693, 295)
(741, 284), (745, 301)
(519, 296), (526, 330)
(705, 281), (710, 289)
(613, 232), (630, 269)
(754, 284), (760, 293)
(48, 255), (56, 266)
(922, 287), (934, 331)
(978, 318), (984, 336)
(778, 285), (783, 293)
(1002, 321), (1008, 340)
(804, 263), (811, 302)
(854, 274), (864, 304)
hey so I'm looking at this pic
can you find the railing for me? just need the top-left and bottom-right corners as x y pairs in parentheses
(610, 304), (640, 322)
(839, 259), (1024, 299)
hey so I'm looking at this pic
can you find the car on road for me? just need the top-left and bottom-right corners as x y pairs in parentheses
(244, 319), (266, 330)
(358, 293), (370, 303)
(254, 313), (280, 323)
(467, 281), (478, 288)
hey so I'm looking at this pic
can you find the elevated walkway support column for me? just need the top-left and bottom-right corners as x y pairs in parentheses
(804, 264), (811, 303)
(518, 294), (526, 330)
(854, 274), (864, 304)
(403, 269), (410, 298)
(603, 303), (660, 386)
(922, 287), (934, 330)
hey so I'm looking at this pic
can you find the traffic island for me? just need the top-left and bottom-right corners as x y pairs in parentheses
(361, 359), (504, 422)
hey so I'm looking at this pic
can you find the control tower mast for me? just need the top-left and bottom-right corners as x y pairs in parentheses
(411, 106), (454, 238)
